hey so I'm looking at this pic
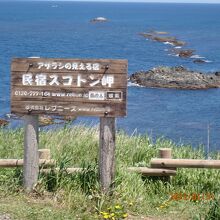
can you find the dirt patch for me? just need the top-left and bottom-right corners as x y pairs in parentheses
(0, 213), (12, 220)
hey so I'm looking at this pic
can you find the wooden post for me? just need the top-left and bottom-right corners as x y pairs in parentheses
(38, 149), (51, 160)
(23, 115), (39, 192)
(154, 148), (173, 181)
(159, 148), (172, 159)
(99, 117), (116, 193)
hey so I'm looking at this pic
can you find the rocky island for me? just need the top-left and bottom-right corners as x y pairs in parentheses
(140, 32), (186, 47)
(90, 17), (108, 23)
(139, 30), (210, 64)
(129, 66), (220, 90)
(0, 119), (8, 126)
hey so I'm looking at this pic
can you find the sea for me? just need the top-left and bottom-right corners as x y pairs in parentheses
(1, 1), (220, 150)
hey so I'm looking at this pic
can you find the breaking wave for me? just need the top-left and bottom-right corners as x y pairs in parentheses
(127, 81), (144, 87)
(163, 41), (175, 46)
(190, 55), (205, 59)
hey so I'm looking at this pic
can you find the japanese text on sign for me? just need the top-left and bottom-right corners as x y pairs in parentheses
(22, 74), (114, 88)
(37, 62), (100, 71)
(11, 58), (127, 117)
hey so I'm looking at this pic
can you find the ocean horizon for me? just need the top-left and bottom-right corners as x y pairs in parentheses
(1, 1), (220, 150)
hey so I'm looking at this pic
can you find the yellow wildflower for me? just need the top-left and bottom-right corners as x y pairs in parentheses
(103, 214), (109, 219)
(123, 213), (128, 218)
(102, 212), (108, 215)
(110, 213), (115, 217)
(115, 205), (121, 209)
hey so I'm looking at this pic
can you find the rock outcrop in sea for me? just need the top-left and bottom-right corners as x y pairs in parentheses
(140, 32), (186, 47)
(90, 17), (108, 23)
(170, 49), (195, 58)
(0, 119), (9, 126)
(139, 30), (209, 64)
(129, 66), (220, 90)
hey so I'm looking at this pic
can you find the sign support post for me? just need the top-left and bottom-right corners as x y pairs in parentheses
(23, 115), (39, 192)
(11, 58), (127, 192)
(99, 117), (116, 193)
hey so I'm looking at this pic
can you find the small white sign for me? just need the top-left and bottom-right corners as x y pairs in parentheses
(89, 91), (105, 101)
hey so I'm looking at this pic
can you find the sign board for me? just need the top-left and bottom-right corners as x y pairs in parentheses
(11, 58), (127, 117)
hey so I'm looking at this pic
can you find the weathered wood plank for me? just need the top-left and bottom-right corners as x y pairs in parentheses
(151, 158), (220, 169)
(11, 58), (128, 73)
(127, 167), (177, 176)
(23, 115), (39, 192)
(11, 58), (128, 117)
(99, 117), (116, 193)
(0, 159), (55, 167)
(11, 101), (126, 117)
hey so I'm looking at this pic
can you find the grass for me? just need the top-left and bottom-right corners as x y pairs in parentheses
(0, 125), (219, 219)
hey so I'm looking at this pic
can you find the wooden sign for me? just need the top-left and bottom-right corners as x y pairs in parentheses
(11, 58), (127, 117)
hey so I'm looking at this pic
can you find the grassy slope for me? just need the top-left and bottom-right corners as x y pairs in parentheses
(0, 125), (219, 220)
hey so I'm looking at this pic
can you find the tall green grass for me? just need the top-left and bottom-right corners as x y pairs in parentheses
(0, 125), (219, 219)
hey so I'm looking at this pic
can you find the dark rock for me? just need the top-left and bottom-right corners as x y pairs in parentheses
(129, 66), (220, 90)
(139, 33), (154, 38)
(39, 115), (54, 126)
(172, 40), (186, 47)
(0, 119), (9, 127)
(215, 72), (220, 76)
(170, 49), (195, 58)
(140, 32), (186, 46)
(139, 30), (208, 62)
(193, 59), (206, 64)
(153, 36), (176, 42)
(61, 116), (77, 122)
